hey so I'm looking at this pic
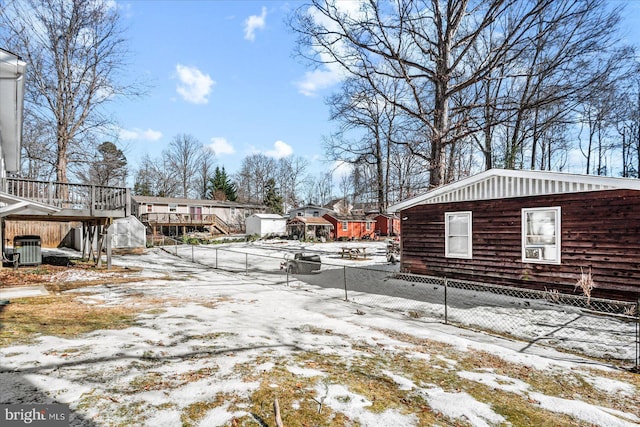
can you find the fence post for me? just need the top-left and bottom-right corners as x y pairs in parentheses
(191, 245), (194, 263)
(175, 239), (178, 256)
(215, 248), (218, 269)
(444, 277), (448, 325)
(343, 266), (348, 301)
(245, 253), (248, 274)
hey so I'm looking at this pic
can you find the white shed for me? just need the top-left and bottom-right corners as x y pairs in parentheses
(245, 213), (287, 237)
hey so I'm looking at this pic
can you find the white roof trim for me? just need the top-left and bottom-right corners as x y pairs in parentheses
(388, 169), (640, 213)
(250, 213), (286, 220)
(0, 192), (60, 217)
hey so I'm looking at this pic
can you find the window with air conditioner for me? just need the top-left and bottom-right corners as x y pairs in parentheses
(522, 207), (561, 264)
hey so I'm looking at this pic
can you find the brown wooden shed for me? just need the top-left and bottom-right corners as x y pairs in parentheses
(388, 169), (640, 301)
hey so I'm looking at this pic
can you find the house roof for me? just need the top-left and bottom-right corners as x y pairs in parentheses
(132, 195), (264, 209)
(324, 212), (376, 222)
(289, 204), (326, 211)
(288, 216), (333, 226)
(372, 213), (399, 219)
(388, 169), (640, 213)
(250, 213), (285, 220)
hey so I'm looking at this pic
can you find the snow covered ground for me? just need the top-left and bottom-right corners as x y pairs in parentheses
(0, 241), (638, 426)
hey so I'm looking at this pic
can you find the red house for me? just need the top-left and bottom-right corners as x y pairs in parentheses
(371, 213), (401, 236)
(323, 212), (376, 240)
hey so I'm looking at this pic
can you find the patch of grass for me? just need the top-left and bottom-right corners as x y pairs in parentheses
(293, 324), (336, 335)
(46, 276), (147, 292)
(377, 328), (640, 424)
(127, 372), (175, 393)
(0, 295), (140, 346)
(455, 349), (640, 419)
(181, 393), (237, 426)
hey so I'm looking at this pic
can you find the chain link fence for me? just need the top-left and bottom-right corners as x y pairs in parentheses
(157, 239), (640, 371)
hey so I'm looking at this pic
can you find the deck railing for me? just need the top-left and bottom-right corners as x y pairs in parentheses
(1, 177), (131, 216)
(141, 213), (230, 234)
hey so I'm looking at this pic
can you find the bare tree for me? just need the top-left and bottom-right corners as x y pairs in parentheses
(195, 147), (217, 199)
(20, 109), (56, 180)
(325, 76), (400, 211)
(292, 0), (633, 187)
(166, 134), (204, 198)
(235, 154), (277, 204)
(133, 154), (179, 197)
(275, 156), (309, 213)
(0, 0), (143, 184)
(315, 172), (334, 206)
(292, 0), (554, 186)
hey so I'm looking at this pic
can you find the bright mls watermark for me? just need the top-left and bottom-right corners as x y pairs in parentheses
(1, 404), (69, 426)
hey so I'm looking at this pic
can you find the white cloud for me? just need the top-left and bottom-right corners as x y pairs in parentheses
(265, 140), (293, 159)
(244, 7), (267, 41)
(208, 137), (235, 155)
(293, 3), (363, 96)
(175, 64), (215, 104)
(295, 68), (345, 97)
(332, 160), (353, 179)
(119, 127), (163, 141)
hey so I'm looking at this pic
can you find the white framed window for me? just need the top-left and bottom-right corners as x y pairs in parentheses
(146, 204), (153, 213)
(168, 203), (177, 213)
(445, 211), (472, 259)
(522, 207), (561, 264)
(342, 221), (348, 231)
(366, 222), (371, 231)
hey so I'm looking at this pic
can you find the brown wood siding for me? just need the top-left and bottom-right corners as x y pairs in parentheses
(400, 189), (640, 301)
(5, 220), (80, 248)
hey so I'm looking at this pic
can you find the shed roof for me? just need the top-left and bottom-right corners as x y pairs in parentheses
(388, 169), (640, 213)
(288, 216), (333, 226)
(324, 212), (376, 222)
(250, 213), (286, 220)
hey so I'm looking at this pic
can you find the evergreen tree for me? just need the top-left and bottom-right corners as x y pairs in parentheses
(82, 141), (127, 187)
(263, 178), (283, 214)
(207, 166), (237, 201)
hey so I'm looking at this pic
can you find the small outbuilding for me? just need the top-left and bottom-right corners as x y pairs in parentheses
(371, 213), (401, 236)
(388, 169), (640, 301)
(323, 212), (377, 240)
(245, 213), (287, 237)
(286, 216), (334, 241)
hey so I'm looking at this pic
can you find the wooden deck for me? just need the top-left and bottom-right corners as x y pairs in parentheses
(140, 213), (230, 235)
(1, 177), (130, 221)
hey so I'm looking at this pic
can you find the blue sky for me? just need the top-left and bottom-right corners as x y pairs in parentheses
(110, 1), (640, 183)
(111, 1), (342, 183)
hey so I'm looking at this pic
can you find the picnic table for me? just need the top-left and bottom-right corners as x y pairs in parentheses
(340, 247), (367, 259)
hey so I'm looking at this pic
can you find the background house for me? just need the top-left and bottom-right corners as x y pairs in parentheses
(323, 212), (376, 240)
(389, 169), (640, 301)
(288, 204), (332, 218)
(132, 195), (266, 237)
(325, 198), (352, 215)
(245, 213), (287, 237)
